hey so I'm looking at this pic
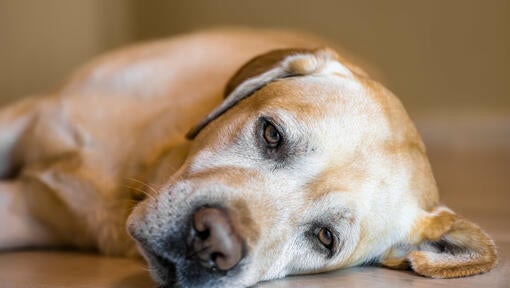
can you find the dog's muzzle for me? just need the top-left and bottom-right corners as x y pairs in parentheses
(129, 204), (247, 287)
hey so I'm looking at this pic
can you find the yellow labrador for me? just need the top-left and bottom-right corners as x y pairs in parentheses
(0, 28), (497, 287)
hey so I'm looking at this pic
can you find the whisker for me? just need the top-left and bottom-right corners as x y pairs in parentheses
(126, 177), (160, 195)
(124, 184), (156, 201)
(127, 198), (143, 206)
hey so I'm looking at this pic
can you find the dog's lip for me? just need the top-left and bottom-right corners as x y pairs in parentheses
(143, 248), (177, 283)
(150, 250), (174, 268)
(132, 237), (176, 273)
(139, 244), (174, 269)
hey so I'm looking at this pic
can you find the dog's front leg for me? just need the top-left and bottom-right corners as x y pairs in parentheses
(0, 180), (60, 250)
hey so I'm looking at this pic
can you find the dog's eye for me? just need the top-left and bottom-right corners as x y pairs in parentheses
(317, 227), (334, 249)
(263, 122), (281, 148)
(256, 117), (287, 163)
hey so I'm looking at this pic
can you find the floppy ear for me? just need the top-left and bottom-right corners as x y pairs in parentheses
(185, 47), (349, 139)
(380, 206), (498, 278)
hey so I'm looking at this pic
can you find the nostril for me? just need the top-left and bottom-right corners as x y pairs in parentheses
(196, 228), (210, 240)
(190, 207), (244, 271)
(210, 252), (221, 262)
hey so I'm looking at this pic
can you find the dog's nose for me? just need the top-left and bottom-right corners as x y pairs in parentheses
(191, 207), (243, 271)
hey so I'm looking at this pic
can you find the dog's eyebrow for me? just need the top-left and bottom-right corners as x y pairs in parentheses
(314, 207), (354, 224)
(302, 191), (358, 226)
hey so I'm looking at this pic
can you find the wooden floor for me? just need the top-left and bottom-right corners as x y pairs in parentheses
(0, 230), (508, 288)
(0, 114), (509, 287)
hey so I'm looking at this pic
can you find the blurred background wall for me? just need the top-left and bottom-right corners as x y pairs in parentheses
(1, 0), (509, 113)
(0, 0), (133, 104)
(0, 0), (509, 216)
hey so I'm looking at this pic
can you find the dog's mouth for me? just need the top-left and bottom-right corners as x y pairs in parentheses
(140, 242), (244, 288)
(152, 252), (174, 271)
(138, 247), (177, 287)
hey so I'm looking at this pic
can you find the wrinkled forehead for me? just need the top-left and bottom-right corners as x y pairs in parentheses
(190, 72), (391, 169)
(242, 75), (385, 142)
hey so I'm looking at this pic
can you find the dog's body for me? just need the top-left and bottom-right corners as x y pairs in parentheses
(0, 29), (497, 287)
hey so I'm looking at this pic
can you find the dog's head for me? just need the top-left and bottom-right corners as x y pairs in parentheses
(127, 48), (497, 287)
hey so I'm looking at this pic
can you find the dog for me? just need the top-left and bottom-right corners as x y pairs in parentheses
(0, 28), (497, 287)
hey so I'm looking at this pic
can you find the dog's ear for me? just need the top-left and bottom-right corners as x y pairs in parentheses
(186, 47), (349, 139)
(380, 206), (498, 278)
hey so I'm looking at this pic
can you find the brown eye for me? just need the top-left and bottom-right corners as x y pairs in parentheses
(263, 123), (281, 147)
(317, 228), (334, 248)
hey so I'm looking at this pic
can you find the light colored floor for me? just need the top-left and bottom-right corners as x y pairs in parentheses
(0, 227), (508, 288)
(0, 114), (509, 287)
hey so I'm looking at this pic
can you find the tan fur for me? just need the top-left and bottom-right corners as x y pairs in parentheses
(382, 207), (497, 278)
(411, 211), (497, 278)
(0, 28), (498, 287)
